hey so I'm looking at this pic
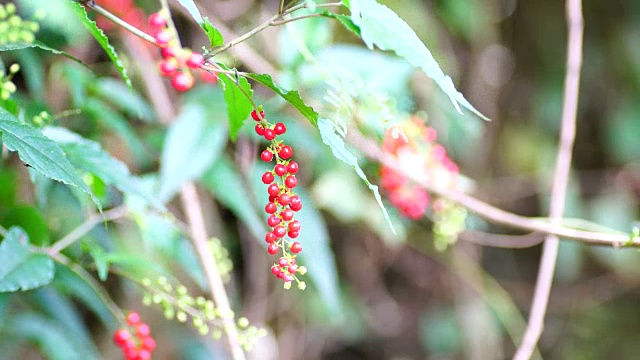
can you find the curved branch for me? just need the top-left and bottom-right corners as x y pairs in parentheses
(459, 231), (545, 249)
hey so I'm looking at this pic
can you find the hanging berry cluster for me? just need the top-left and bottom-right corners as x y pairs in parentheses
(147, 11), (217, 92)
(254, 109), (307, 290)
(380, 116), (460, 219)
(112, 312), (156, 360)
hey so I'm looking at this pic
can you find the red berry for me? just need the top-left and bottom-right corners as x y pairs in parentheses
(261, 150), (273, 162)
(268, 183), (280, 197)
(278, 257), (289, 267)
(280, 208), (294, 221)
(141, 337), (156, 351)
(138, 349), (152, 360)
(288, 220), (301, 232)
(251, 110), (265, 121)
(265, 202), (277, 214)
(113, 329), (131, 346)
(262, 171), (275, 184)
(161, 46), (178, 59)
(290, 242), (302, 254)
(288, 264), (298, 274)
(278, 193), (291, 206)
(268, 243), (279, 255)
(154, 31), (171, 46)
(269, 195), (277, 203)
(271, 265), (280, 275)
(284, 274), (294, 282)
(289, 195), (302, 211)
(158, 59), (177, 77)
(274, 164), (287, 176)
(186, 52), (205, 69)
(123, 338), (136, 350)
(288, 230), (299, 238)
(136, 323), (151, 337)
(264, 129), (276, 141)
(285, 175), (297, 188)
(171, 72), (194, 92)
(255, 124), (265, 136)
(148, 12), (167, 28)
(267, 215), (281, 227)
(126, 312), (141, 326)
(279, 145), (293, 159)
(274, 226), (287, 238)
(287, 161), (299, 174)
(265, 232), (276, 243)
(274, 122), (286, 135)
(124, 347), (139, 360)
(277, 270), (285, 279)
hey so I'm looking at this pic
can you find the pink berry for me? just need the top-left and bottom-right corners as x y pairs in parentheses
(264, 129), (276, 141)
(262, 171), (275, 184)
(285, 175), (297, 189)
(288, 230), (299, 238)
(267, 215), (281, 227)
(261, 150), (273, 162)
(268, 183), (280, 197)
(288, 264), (298, 274)
(279, 145), (293, 159)
(136, 323), (151, 337)
(265, 232), (276, 243)
(274, 226), (287, 238)
(251, 110), (265, 121)
(138, 349), (152, 360)
(277, 270), (285, 279)
(289, 195), (302, 211)
(268, 243), (279, 255)
(161, 46), (178, 59)
(158, 59), (177, 77)
(126, 312), (141, 326)
(171, 72), (194, 92)
(186, 52), (205, 69)
(290, 242), (302, 254)
(255, 124), (265, 136)
(288, 220), (301, 232)
(278, 257), (289, 268)
(280, 208), (294, 221)
(199, 70), (218, 84)
(154, 31), (171, 46)
(113, 329), (130, 346)
(265, 202), (277, 214)
(274, 122), (286, 135)
(148, 12), (167, 28)
(141, 337), (156, 351)
(278, 193), (291, 206)
(274, 164), (287, 176)
(271, 265), (280, 275)
(283, 274), (294, 282)
(287, 161), (299, 174)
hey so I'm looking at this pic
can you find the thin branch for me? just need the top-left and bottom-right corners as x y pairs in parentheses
(271, 13), (324, 26)
(47, 206), (128, 255)
(180, 183), (246, 360)
(459, 231), (545, 249)
(348, 131), (639, 248)
(84, 2), (158, 46)
(514, 0), (584, 357)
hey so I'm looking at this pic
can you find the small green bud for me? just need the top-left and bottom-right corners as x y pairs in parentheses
(196, 296), (206, 306)
(193, 316), (203, 327)
(1, 90), (8, 100)
(237, 317), (249, 328)
(143, 294), (152, 306)
(157, 276), (167, 286)
(297, 281), (306, 290)
(0, 22), (8, 32)
(298, 266), (307, 275)
(19, 31), (34, 43)
(212, 329), (222, 340)
(177, 311), (188, 323)
(34, 9), (46, 20)
(25, 21), (39, 33)
(152, 294), (163, 304)
(177, 285), (187, 295)
(7, 31), (18, 43)
(5, 4), (15, 15)
(39, 111), (49, 118)
(0, 6), (6, 19)
(3, 81), (16, 93)
(9, 63), (19, 73)
(164, 307), (175, 319)
(8, 15), (20, 27)
(284, 281), (292, 290)
(142, 278), (151, 286)
(198, 325), (210, 336)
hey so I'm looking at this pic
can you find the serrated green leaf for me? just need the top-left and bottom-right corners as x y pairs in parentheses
(247, 73), (319, 127)
(176, 0), (204, 24)
(42, 126), (164, 211)
(159, 104), (227, 201)
(0, 108), (98, 208)
(320, 11), (361, 36)
(348, 0), (488, 120)
(0, 227), (54, 292)
(71, 3), (131, 89)
(0, 42), (87, 66)
(218, 68), (253, 141)
(202, 17), (224, 47)
(318, 118), (395, 233)
(202, 156), (267, 240)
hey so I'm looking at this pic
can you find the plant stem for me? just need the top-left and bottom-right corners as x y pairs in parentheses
(349, 131), (638, 248)
(513, 0), (584, 358)
(272, 13), (324, 26)
(48, 206), (128, 255)
(84, 2), (158, 46)
(180, 183), (246, 360)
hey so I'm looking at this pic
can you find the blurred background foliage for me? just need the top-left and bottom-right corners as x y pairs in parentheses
(0, 0), (639, 359)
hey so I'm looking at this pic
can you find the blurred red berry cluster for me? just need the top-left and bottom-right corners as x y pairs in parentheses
(113, 312), (156, 360)
(380, 117), (459, 219)
(94, 0), (147, 34)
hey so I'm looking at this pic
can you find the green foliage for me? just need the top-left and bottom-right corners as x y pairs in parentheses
(0, 42), (86, 65)
(70, 2), (131, 89)
(347, 0), (488, 120)
(218, 68), (253, 141)
(0, 108), (98, 207)
(248, 73), (319, 127)
(202, 17), (224, 47)
(0, 227), (54, 292)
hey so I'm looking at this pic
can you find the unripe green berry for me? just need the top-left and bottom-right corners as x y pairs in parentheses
(5, 4), (15, 15)
(284, 281), (292, 290)
(298, 266), (307, 275)
(8, 15), (20, 27)
(237, 317), (249, 328)
(9, 64), (19, 73)
(177, 311), (188, 323)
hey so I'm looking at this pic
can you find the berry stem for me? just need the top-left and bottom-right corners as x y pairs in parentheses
(82, 1), (158, 46)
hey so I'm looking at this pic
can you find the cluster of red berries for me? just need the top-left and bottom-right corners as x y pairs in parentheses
(380, 117), (459, 219)
(148, 12), (217, 92)
(254, 109), (306, 289)
(113, 312), (156, 360)
(95, 0), (147, 34)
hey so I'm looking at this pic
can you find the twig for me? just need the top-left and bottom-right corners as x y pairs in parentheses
(459, 231), (544, 249)
(47, 206), (128, 255)
(514, 0), (584, 358)
(348, 131), (639, 247)
(83, 2), (158, 45)
(180, 183), (246, 360)
(271, 13), (324, 26)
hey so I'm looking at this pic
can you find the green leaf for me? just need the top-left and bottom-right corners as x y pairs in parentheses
(90, 78), (155, 122)
(42, 126), (164, 211)
(0, 227), (54, 292)
(71, 3), (132, 89)
(202, 17), (224, 47)
(218, 68), (253, 141)
(176, 0), (204, 24)
(0, 42), (87, 66)
(318, 118), (395, 233)
(348, 0), (488, 120)
(202, 156), (267, 240)
(320, 11), (361, 36)
(247, 73), (319, 127)
(159, 104), (228, 201)
(0, 108), (98, 208)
